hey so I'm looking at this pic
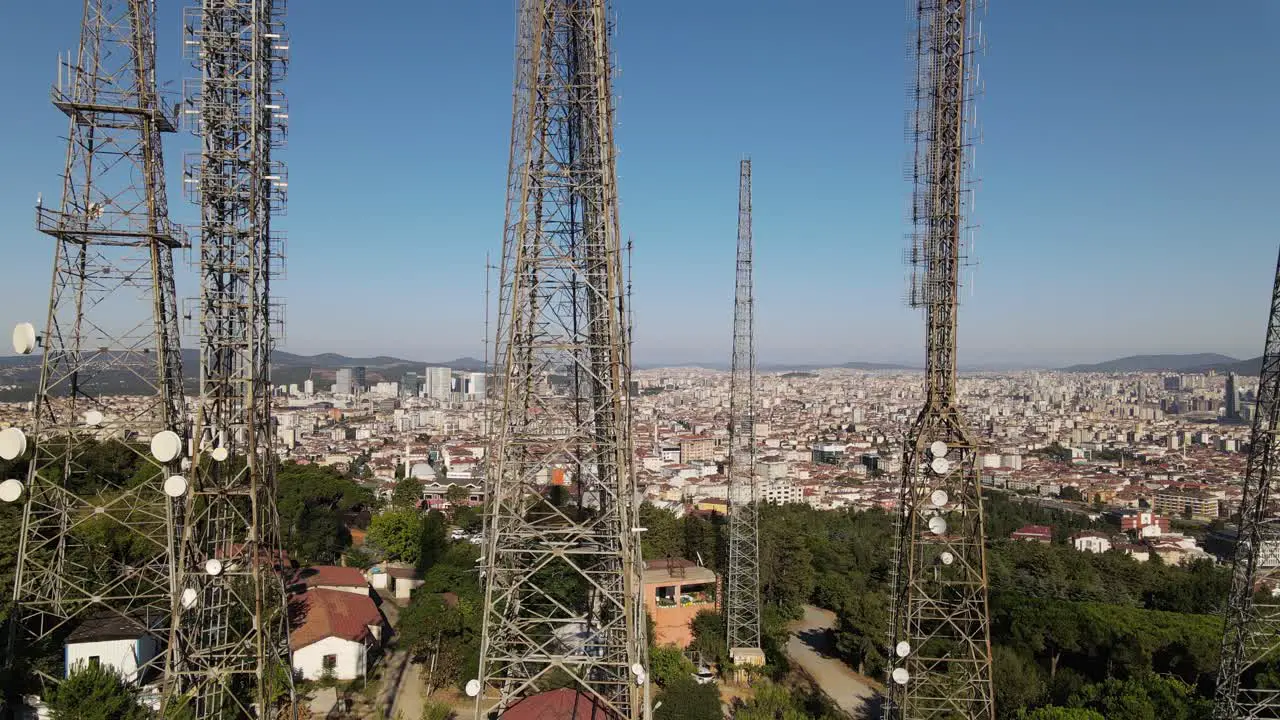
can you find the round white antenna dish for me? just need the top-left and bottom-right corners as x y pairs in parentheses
(928, 516), (947, 536)
(210, 447), (229, 463)
(940, 551), (955, 565)
(930, 457), (951, 475)
(84, 410), (104, 427)
(150, 430), (182, 463)
(0, 479), (23, 503)
(929, 440), (948, 458)
(164, 475), (188, 498)
(0, 428), (27, 461)
(634, 670), (647, 686)
(465, 679), (481, 698)
(12, 323), (37, 355)
(895, 641), (911, 658)
(204, 559), (224, 576)
(930, 489), (949, 507)
(631, 663), (645, 677)
(892, 667), (910, 685)
(180, 587), (199, 609)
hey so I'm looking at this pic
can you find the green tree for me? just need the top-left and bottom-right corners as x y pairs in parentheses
(689, 610), (727, 667)
(1022, 709), (1104, 720)
(995, 647), (1046, 719)
(417, 510), (449, 574)
(734, 681), (810, 720)
(639, 503), (684, 560)
(391, 475), (423, 509)
(368, 509), (423, 564)
(649, 645), (696, 687)
(47, 663), (147, 720)
(276, 462), (373, 564)
(654, 676), (721, 720)
(445, 483), (468, 505)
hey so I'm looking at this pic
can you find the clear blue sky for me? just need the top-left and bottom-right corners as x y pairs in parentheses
(1, 1), (1277, 368)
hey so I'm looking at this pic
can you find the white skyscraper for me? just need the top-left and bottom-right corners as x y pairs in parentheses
(304, 379), (314, 396)
(427, 366), (453, 400)
(466, 372), (487, 399)
(334, 368), (353, 395)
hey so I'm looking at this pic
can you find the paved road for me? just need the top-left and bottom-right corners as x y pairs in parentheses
(786, 605), (879, 719)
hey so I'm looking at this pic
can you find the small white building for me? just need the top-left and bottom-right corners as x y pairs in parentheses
(1070, 531), (1113, 554)
(290, 589), (386, 681)
(63, 610), (164, 684)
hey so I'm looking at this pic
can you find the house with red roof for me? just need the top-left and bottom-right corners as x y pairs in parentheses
(293, 565), (370, 596)
(290, 589), (387, 681)
(1010, 525), (1052, 543)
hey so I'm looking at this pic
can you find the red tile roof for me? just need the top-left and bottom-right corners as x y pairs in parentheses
(499, 688), (620, 720)
(290, 589), (383, 651)
(295, 565), (368, 589)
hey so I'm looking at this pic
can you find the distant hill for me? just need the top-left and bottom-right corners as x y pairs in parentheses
(1061, 353), (1240, 373)
(1189, 356), (1263, 376)
(0, 350), (485, 401)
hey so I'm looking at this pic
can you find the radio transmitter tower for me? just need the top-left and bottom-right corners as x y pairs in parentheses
(163, 1), (293, 717)
(1214, 247), (1280, 718)
(886, 1), (995, 718)
(726, 159), (763, 669)
(4, 0), (186, 690)
(475, 0), (647, 718)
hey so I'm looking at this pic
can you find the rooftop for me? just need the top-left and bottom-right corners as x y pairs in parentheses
(290, 588), (383, 650)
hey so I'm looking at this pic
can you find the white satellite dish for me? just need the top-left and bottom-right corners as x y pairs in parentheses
(204, 558), (224, 576)
(928, 516), (947, 536)
(150, 430), (182, 463)
(0, 428), (28, 461)
(940, 551), (955, 565)
(0, 479), (23, 503)
(12, 323), (37, 355)
(892, 667), (910, 685)
(164, 475), (189, 498)
(895, 641), (911, 658)
(930, 457), (951, 475)
(181, 587), (199, 609)
(930, 489), (949, 507)
(464, 679), (481, 698)
(84, 410), (104, 427)
(929, 440), (948, 458)
(210, 447), (229, 463)
(630, 663), (645, 677)
(634, 670), (647, 686)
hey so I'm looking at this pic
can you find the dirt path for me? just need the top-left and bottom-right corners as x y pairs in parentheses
(786, 605), (880, 718)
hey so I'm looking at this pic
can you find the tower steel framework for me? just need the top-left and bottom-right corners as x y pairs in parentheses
(886, 1), (995, 718)
(726, 158), (762, 662)
(163, 1), (293, 717)
(1214, 246), (1280, 719)
(5, 0), (186, 690)
(475, 0), (647, 717)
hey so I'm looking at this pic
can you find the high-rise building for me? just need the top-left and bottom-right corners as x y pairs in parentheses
(352, 366), (367, 394)
(466, 372), (486, 398)
(334, 368), (353, 395)
(402, 371), (420, 398)
(427, 366), (452, 400)
(1226, 372), (1240, 420)
(304, 378), (314, 396)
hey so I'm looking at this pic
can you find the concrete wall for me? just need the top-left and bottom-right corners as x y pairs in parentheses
(65, 635), (157, 683)
(293, 636), (368, 681)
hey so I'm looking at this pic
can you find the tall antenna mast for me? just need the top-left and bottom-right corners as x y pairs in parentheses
(887, 0), (995, 717)
(5, 0), (186, 692)
(1214, 245), (1280, 718)
(475, 0), (647, 717)
(726, 158), (763, 669)
(165, 1), (294, 717)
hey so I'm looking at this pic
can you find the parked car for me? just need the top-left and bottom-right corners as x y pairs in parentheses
(692, 667), (716, 685)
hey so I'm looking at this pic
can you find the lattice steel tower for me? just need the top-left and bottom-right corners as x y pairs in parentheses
(163, 1), (293, 717)
(726, 159), (762, 667)
(5, 0), (186, 690)
(475, 0), (647, 717)
(1214, 246), (1280, 719)
(886, 0), (995, 718)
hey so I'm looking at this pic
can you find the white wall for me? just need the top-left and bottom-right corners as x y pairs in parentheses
(293, 636), (368, 681)
(65, 636), (156, 683)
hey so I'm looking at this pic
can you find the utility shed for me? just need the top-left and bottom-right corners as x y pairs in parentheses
(64, 610), (162, 683)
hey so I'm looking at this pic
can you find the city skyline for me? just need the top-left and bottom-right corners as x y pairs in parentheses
(1, 1), (1277, 367)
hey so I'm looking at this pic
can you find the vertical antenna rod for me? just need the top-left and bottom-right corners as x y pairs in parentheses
(476, 0), (647, 717)
(887, 0), (995, 718)
(165, 1), (294, 717)
(6, 0), (186, 692)
(1214, 246), (1280, 718)
(726, 158), (762, 665)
